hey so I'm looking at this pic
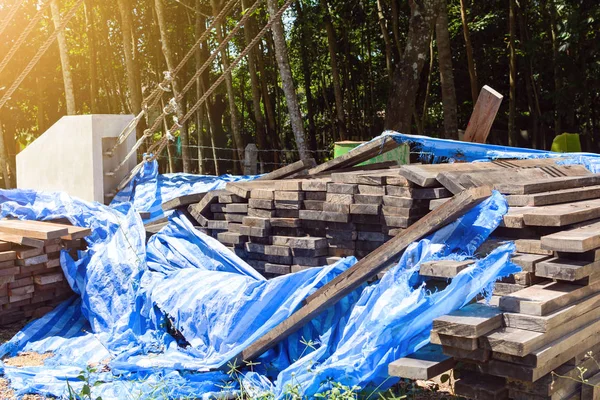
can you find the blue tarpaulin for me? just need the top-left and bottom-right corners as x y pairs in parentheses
(0, 132), (571, 399)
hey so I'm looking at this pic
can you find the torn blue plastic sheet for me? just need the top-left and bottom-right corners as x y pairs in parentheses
(111, 159), (258, 222)
(0, 182), (515, 398)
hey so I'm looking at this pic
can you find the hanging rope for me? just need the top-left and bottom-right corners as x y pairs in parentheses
(0, 0), (22, 38)
(0, 1), (52, 77)
(0, 0), (84, 110)
(107, 0), (263, 176)
(105, 0), (241, 158)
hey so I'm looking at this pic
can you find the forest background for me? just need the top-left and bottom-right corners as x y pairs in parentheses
(0, 0), (598, 184)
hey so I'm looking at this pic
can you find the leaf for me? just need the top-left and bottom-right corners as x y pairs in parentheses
(440, 373), (450, 383)
(551, 133), (582, 153)
(82, 384), (91, 395)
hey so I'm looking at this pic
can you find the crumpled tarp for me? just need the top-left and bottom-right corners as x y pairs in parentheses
(111, 159), (258, 222)
(0, 131), (559, 399)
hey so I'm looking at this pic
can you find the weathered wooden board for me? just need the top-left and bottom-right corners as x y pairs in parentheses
(0, 232), (44, 248)
(541, 220), (600, 253)
(496, 173), (600, 195)
(521, 199), (600, 227)
(388, 344), (455, 380)
(433, 303), (502, 338)
(535, 257), (600, 281)
(230, 186), (492, 365)
(499, 280), (600, 316)
(161, 192), (206, 211)
(510, 253), (552, 272)
(419, 260), (474, 278)
(0, 220), (68, 240)
(257, 158), (316, 181)
(308, 136), (399, 175)
(506, 185), (600, 207)
(463, 85), (503, 143)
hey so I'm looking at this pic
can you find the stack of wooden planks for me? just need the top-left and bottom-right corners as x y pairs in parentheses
(387, 160), (600, 399)
(0, 219), (89, 325)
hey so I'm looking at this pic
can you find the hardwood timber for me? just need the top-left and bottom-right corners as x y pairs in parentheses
(0, 220), (68, 240)
(0, 232), (44, 248)
(541, 220), (600, 253)
(308, 136), (400, 175)
(388, 344), (455, 380)
(161, 192), (206, 211)
(535, 257), (600, 281)
(522, 199), (600, 227)
(496, 174), (600, 195)
(419, 260), (474, 278)
(432, 303), (502, 337)
(463, 85), (503, 143)
(256, 159), (316, 181)
(506, 185), (600, 207)
(230, 186), (492, 365)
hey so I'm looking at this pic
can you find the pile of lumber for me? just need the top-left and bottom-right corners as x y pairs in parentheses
(387, 160), (600, 399)
(0, 219), (89, 325)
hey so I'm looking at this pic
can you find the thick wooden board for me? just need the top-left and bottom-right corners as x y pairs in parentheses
(496, 174), (600, 195)
(503, 291), (600, 333)
(463, 85), (503, 143)
(308, 136), (399, 175)
(257, 159), (316, 181)
(433, 303), (502, 338)
(522, 199), (600, 227)
(231, 186), (492, 365)
(511, 253), (552, 272)
(388, 344), (455, 380)
(541, 220), (600, 253)
(161, 192), (206, 211)
(0, 220), (68, 240)
(419, 260), (474, 278)
(535, 257), (600, 281)
(506, 185), (600, 207)
(187, 190), (225, 226)
(0, 232), (44, 248)
(499, 280), (600, 316)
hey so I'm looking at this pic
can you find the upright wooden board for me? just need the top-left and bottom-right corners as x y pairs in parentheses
(463, 85), (503, 143)
(308, 136), (399, 175)
(0, 220), (68, 240)
(230, 186), (492, 365)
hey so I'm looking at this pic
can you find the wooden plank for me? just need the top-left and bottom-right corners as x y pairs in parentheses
(510, 253), (552, 272)
(503, 291), (600, 333)
(0, 232), (44, 248)
(497, 174), (600, 195)
(499, 280), (600, 316)
(432, 303), (502, 338)
(308, 136), (399, 175)
(256, 158), (316, 181)
(463, 85), (503, 143)
(535, 257), (600, 281)
(522, 199), (600, 227)
(419, 260), (474, 278)
(388, 344), (455, 380)
(581, 370), (600, 399)
(541, 220), (600, 253)
(0, 220), (68, 240)
(161, 192), (206, 211)
(231, 186), (492, 365)
(187, 190), (225, 226)
(506, 185), (600, 207)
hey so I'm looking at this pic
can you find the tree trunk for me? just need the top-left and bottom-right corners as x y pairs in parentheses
(508, 0), (518, 146)
(266, 0), (308, 160)
(195, 0), (206, 173)
(256, 42), (279, 160)
(242, 0), (270, 164)
(376, 0), (394, 82)
(296, 1), (318, 160)
(384, 0), (441, 133)
(154, 0), (191, 172)
(436, 0), (458, 139)
(211, 0), (244, 171)
(459, 0), (479, 104)
(544, 0), (562, 136)
(323, 1), (347, 141)
(116, 0), (145, 142)
(50, 0), (76, 115)
(0, 120), (10, 188)
(84, 0), (97, 113)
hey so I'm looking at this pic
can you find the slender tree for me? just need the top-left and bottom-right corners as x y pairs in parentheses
(436, 0), (458, 139)
(459, 0), (479, 104)
(266, 0), (308, 160)
(51, 0), (76, 115)
(509, 0), (518, 146)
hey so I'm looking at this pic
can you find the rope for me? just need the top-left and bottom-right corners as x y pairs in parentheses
(0, 1), (51, 77)
(0, 0), (84, 110)
(105, 0), (241, 158)
(0, 0), (22, 38)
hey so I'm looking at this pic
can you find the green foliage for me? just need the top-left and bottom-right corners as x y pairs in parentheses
(551, 132), (582, 153)
(66, 365), (103, 400)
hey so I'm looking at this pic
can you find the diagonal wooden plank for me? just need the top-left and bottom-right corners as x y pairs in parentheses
(463, 85), (503, 143)
(307, 136), (399, 175)
(229, 186), (493, 365)
(256, 158), (316, 181)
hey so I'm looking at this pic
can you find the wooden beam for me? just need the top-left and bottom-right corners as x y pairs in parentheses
(388, 344), (455, 380)
(307, 136), (399, 175)
(541, 220), (600, 253)
(0, 220), (68, 240)
(230, 186), (492, 365)
(161, 193), (207, 211)
(463, 85), (503, 143)
(256, 158), (316, 181)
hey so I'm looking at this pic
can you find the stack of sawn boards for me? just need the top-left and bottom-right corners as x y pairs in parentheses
(389, 159), (600, 399)
(180, 166), (452, 276)
(0, 219), (89, 325)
